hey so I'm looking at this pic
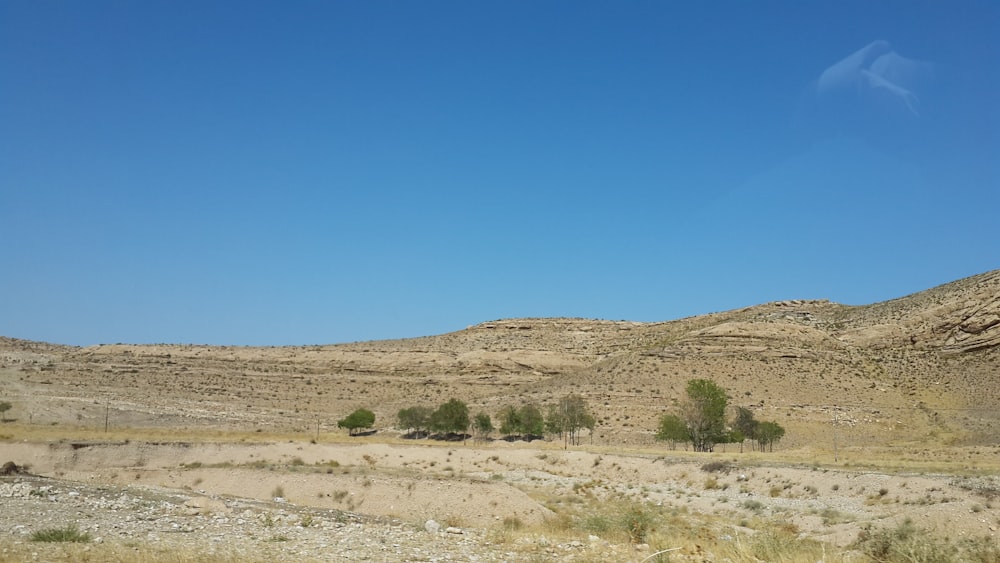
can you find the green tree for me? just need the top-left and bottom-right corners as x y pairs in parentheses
(498, 404), (544, 440)
(338, 408), (375, 436)
(519, 404), (545, 438)
(755, 421), (786, 452)
(472, 412), (494, 441)
(499, 405), (520, 437)
(655, 414), (690, 449)
(429, 398), (470, 437)
(546, 395), (595, 446)
(733, 406), (759, 452)
(683, 379), (728, 452)
(397, 406), (432, 437)
(0, 401), (11, 422)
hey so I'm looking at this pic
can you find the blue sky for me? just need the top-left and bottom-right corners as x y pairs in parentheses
(2, 1), (997, 346)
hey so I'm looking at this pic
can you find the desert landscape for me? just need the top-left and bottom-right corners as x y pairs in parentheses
(1, 269), (999, 562)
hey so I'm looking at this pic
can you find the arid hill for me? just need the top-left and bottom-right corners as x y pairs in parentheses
(2, 269), (998, 449)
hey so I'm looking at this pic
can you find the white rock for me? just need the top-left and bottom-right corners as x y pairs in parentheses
(424, 519), (440, 534)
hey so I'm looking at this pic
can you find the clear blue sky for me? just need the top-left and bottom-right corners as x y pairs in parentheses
(2, 1), (997, 346)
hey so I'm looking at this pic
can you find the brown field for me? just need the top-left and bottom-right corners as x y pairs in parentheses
(1, 270), (998, 561)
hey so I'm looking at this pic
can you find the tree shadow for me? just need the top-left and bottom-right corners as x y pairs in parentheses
(429, 432), (470, 442)
(502, 434), (543, 442)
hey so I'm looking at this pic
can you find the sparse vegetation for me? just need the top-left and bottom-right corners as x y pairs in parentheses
(31, 525), (91, 543)
(854, 518), (960, 562)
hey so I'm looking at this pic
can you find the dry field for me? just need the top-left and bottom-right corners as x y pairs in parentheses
(1, 270), (998, 561)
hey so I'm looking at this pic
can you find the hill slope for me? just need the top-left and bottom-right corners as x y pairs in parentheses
(1, 270), (997, 449)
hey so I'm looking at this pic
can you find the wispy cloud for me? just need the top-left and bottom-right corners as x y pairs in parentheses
(798, 41), (935, 142)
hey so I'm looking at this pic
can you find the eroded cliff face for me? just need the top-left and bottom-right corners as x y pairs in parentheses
(834, 270), (1000, 353)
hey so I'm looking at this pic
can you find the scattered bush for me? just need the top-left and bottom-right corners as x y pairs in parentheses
(31, 525), (91, 543)
(855, 518), (957, 562)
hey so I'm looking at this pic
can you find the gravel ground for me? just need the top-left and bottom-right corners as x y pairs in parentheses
(1, 475), (579, 562)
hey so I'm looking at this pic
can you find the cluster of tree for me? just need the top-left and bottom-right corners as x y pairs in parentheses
(396, 394), (595, 445)
(656, 379), (786, 452)
(498, 404), (545, 440)
(733, 406), (786, 452)
(0, 401), (12, 422)
(397, 398), (472, 439)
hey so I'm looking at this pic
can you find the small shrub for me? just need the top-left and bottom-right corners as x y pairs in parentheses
(818, 507), (852, 525)
(855, 518), (957, 562)
(963, 536), (1000, 562)
(701, 461), (730, 473)
(31, 525), (91, 543)
(750, 530), (800, 561)
(502, 516), (523, 531)
(620, 505), (655, 544)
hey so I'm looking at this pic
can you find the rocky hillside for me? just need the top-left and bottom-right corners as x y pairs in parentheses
(1, 270), (997, 448)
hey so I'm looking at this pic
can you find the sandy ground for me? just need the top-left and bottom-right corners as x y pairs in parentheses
(3, 438), (998, 550)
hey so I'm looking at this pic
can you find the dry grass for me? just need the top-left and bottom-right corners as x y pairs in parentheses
(0, 542), (271, 562)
